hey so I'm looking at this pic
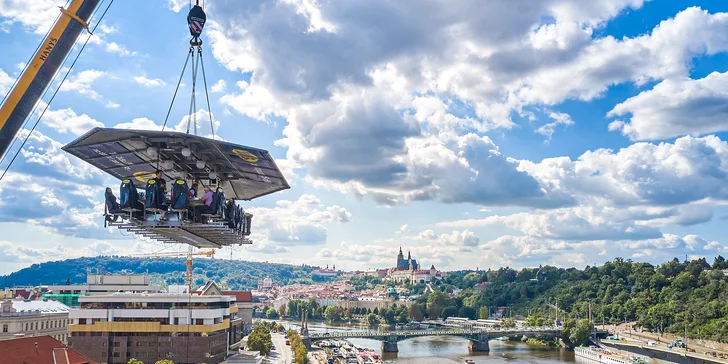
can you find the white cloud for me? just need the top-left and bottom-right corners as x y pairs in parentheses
(211, 79), (227, 93)
(114, 117), (162, 131)
(104, 41), (137, 57)
(134, 76), (166, 87)
(167, 0), (188, 13)
(60, 70), (117, 108)
(609, 71), (728, 140)
(536, 111), (575, 141)
(0, 0), (67, 34)
(43, 106), (104, 136)
(247, 194), (352, 247)
(0, 68), (13, 95)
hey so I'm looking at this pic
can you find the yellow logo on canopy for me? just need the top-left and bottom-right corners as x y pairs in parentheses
(133, 171), (155, 183)
(232, 149), (258, 163)
(122, 179), (131, 184)
(176, 180), (185, 185)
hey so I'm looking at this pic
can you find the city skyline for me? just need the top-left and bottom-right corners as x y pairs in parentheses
(3, 0), (728, 275)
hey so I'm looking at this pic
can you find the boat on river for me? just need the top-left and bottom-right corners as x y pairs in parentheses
(575, 346), (649, 364)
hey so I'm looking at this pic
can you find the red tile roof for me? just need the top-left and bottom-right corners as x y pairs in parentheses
(0, 336), (96, 364)
(222, 290), (252, 302)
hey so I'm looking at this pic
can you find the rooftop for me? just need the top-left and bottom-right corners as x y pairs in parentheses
(0, 336), (95, 364)
(1, 299), (71, 315)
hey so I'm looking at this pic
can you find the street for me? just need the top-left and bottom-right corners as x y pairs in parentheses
(269, 332), (293, 364)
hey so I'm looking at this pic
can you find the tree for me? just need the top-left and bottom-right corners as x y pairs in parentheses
(127, 360), (144, 364)
(247, 324), (272, 356)
(459, 306), (476, 320)
(278, 304), (287, 318)
(266, 307), (279, 319)
(427, 302), (441, 319)
(441, 306), (458, 319)
(502, 317), (516, 328)
(367, 313), (379, 326)
(569, 319), (592, 346)
(155, 361), (175, 364)
(324, 306), (344, 322)
(478, 307), (489, 319)
(397, 310), (409, 323)
(294, 344), (308, 363)
(408, 304), (424, 321)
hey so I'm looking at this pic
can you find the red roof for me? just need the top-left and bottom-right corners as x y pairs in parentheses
(222, 290), (252, 302)
(0, 336), (96, 364)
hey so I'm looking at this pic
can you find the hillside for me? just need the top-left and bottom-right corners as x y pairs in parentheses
(0, 256), (319, 290)
(407, 256), (728, 342)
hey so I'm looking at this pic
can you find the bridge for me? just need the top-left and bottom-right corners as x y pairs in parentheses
(305, 327), (564, 352)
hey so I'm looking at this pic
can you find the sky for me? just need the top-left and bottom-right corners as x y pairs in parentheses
(2, 0), (728, 275)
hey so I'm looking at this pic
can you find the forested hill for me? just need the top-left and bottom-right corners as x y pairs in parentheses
(419, 256), (728, 342)
(0, 256), (318, 290)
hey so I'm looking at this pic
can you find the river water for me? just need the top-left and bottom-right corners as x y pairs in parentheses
(277, 320), (581, 364)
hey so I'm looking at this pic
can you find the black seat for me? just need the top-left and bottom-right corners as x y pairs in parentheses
(105, 188), (123, 214)
(171, 179), (189, 210)
(145, 178), (166, 212)
(119, 179), (141, 212)
(243, 212), (253, 236)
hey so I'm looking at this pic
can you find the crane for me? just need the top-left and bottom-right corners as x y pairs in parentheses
(129, 248), (215, 294)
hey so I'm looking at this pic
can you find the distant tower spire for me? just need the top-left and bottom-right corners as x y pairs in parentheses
(407, 251), (411, 260)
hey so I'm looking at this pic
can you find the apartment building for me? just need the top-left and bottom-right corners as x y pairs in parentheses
(0, 299), (72, 343)
(68, 292), (236, 364)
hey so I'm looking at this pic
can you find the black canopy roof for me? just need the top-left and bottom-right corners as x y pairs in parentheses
(62, 127), (290, 200)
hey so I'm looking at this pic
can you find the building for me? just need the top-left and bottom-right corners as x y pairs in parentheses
(257, 278), (273, 290)
(312, 264), (338, 278)
(0, 335), (96, 364)
(388, 256), (441, 284)
(222, 290), (254, 334)
(68, 289), (237, 364)
(396, 247), (419, 270)
(0, 299), (72, 344)
(4, 273), (162, 308)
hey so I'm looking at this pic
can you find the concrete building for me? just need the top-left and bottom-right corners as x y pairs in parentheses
(68, 290), (237, 364)
(0, 299), (71, 343)
(46, 274), (161, 296)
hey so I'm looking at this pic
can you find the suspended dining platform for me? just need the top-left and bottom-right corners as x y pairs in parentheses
(62, 127), (290, 248)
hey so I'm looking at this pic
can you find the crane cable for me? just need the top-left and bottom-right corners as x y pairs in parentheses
(162, 1), (215, 139)
(0, 0), (116, 182)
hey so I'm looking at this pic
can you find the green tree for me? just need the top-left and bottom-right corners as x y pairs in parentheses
(266, 307), (279, 319)
(459, 306), (476, 319)
(324, 306), (344, 322)
(408, 304), (424, 321)
(247, 323), (273, 356)
(569, 319), (592, 346)
(155, 361), (175, 364)
(478, 307), (489, 319)
(367, 313), (379, 326)
(502, 317), (516, 328)
(294, 344), (308, 363)
(441, 306), (458, 319)
(127, 359), (144, 364)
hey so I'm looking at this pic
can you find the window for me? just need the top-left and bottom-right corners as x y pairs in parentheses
(24, 323), (28, 331)
(2, 324), (8, 333)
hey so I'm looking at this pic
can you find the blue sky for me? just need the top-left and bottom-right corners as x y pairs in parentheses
(2, 0), (728, 275)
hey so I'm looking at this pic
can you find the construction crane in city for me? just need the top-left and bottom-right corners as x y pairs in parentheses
(129, 248), (215, 293)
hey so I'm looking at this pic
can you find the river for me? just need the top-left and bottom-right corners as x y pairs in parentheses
(275, 319), (581, 364)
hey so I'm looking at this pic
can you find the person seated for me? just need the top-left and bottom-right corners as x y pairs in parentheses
(188, 183), (199, 199)
(193, 187), (214, 222)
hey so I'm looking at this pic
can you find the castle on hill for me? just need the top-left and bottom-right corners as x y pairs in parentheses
(396, 247), (419, 270)
(388, 247), (442, 284)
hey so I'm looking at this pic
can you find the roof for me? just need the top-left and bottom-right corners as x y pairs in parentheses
(222, 291), (252, 302)
(0, 336), (95, 364)
(3, 299), (70, 314)
(62, 127), (290, 200)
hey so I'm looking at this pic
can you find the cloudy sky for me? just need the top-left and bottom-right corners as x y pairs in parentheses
(2, 0), (728, 275)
